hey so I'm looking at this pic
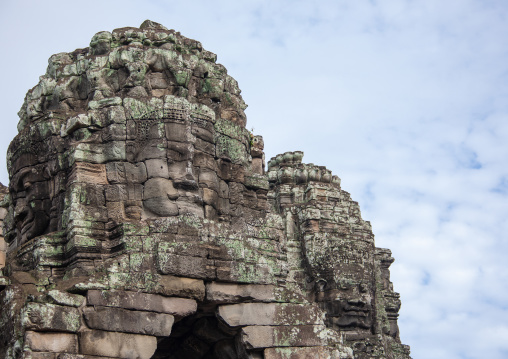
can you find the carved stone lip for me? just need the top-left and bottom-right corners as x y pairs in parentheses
(20, 211), (48, 244)
(343, 303), (370, 312)
(338, 316), (371, 329)
(20, 221), (33, 236)
(342, 310), (369, 317)
(19, 222), (34, 245)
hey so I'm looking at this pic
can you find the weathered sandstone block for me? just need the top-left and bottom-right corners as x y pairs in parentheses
(46, 290), (85, 307)
(83, 306), (174, 336)
(206, 282), (276, 303)
(264, 346), (354, 359)
(242, 325), (335, 348)
(23, 303), (81, 333)
(157, 253), (215, 278)
(87, 289), (197, 316)
(25, 331), (78, 353)
(23, 352), (57, 359)
(218, 303), (323, 326)
(79, 330), (157, 359)
(0, 248), (6, 269)
(156, 275), (206, 300)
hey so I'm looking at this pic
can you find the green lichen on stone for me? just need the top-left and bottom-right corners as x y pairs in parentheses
(215, 135), (247, 164)
(88, 96), (123, 110)
(129, 252), (150, 272)
(124, 97), (164, 119)
(174, 69), (191, 87)
(245, 175), (269, 190)
(121, 235), (143, 251)
(23, 302), (81, 332)
(122, 222), (150, 236)
(179, 213), (203, 229)
(201, 78), (223, 98)
(46, 290), (85, 307)
(214, 118), (249, 142)
(108, 272), (131, 288)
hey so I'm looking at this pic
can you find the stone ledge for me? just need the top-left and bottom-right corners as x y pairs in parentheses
(156, 275), (205, 301)
(87, 289), (197, 317)
(23, 303), (81, 333)
(264, 346), (354, 359)
(83, 306), (174, 336)
(57, 355), (114, 359)
(24, 353), (56, 359)
(206, 282), (276, 303)
(79, 330), (156, 359)
(242, 325), (332, 349)
(218, 303), (324, 326)
(25, 331), (78, 353)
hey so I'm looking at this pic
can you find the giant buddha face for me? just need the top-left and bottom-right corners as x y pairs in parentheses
(5, 120), (65, 247)
(10, 166), (51, 244)
(4, 21), (250, 253)
(104, 97), (219, 222)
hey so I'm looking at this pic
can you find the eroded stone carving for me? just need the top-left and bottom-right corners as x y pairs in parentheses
(0, 20), (411, 359)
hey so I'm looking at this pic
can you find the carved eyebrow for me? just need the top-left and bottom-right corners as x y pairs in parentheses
(12, 168), (31, 191)
(12, 167), (48, 191)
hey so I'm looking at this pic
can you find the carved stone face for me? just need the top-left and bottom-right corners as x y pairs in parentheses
(303, 218), (375, 332)
(316, 278), (372, 331)
(334, 284), (372, 330)
(5, 96), (252, 259)
(5, 24), (250, 259)
(9, 166), (52, 245)
(106, 100), (219, 221)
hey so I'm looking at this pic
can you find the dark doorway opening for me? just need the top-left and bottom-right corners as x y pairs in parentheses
(151, 310), (259, 359)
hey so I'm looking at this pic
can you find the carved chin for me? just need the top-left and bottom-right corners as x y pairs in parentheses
(144, 198), (179, 217)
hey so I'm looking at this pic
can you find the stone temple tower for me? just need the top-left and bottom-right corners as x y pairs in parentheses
(0, 20), (411, 359)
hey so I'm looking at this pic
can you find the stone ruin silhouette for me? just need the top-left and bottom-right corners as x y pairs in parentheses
(0, 20), (411, 359)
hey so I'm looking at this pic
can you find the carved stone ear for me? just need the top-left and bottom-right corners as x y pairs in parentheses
(315, 279), (328, 292)
(43, 167), (51, 180)
(11, 167), (31, 192)
(2, 204), (15, 244)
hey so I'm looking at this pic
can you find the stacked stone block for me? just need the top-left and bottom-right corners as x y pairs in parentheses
(0, 185), (7, 269)
(0, 274), (353, 358)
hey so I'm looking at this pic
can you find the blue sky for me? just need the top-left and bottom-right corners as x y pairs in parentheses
(1, 1), (508, 358)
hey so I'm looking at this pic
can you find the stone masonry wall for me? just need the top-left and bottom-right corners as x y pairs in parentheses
(0, 184), (8, 269)
(0, 20), (411, 359)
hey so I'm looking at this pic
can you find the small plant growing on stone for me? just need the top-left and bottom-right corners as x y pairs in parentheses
(249, 127), (255, 147)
